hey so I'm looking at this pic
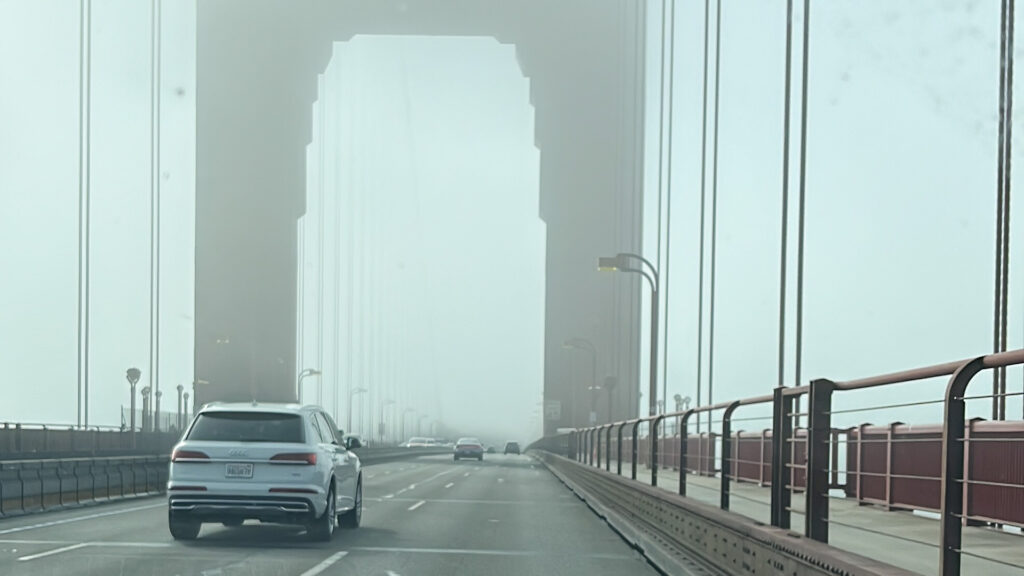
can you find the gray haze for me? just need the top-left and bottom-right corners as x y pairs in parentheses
(1, 0), (1023, 437)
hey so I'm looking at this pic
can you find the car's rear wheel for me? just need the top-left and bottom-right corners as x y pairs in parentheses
(221, 519), (243, 527)
(168, 513), (201, 540)
(453, 455), (459, 461)
(339, 479), (361, 529)
(478, 455), (483, 461)
(307, 485), (336, 542)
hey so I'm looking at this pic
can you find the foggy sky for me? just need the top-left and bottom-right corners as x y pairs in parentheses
(1, 0), (1022, 437)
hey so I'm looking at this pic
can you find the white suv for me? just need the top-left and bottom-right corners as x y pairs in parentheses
(167, 402), (362, 541)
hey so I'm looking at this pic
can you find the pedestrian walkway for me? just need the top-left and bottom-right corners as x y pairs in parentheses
(601, 460), (1024, 575)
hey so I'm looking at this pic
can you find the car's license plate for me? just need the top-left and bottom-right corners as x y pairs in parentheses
(225, 463), (253, 478)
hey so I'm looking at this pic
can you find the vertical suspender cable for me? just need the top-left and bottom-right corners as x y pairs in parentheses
(794, 0), (810, 422)
(662, 0), (677, 417)
(150, 0), (162, 427)
(1004, 0), (1015, 420)
(708, 0), (722, 417)
(695, 0), (711, 434)
(655, 0), (667, 416)
(778, 0), (793, 395)
(77, 0), (87, 427)
(317, 80), (326, 407)
(78, 0), (93, 427)
(994, 0), (1008, 421)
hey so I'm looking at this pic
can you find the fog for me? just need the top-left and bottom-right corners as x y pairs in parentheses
(1, 0), (1023, 443)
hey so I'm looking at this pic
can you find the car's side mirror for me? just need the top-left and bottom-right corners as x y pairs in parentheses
(345, 437), (362, 450)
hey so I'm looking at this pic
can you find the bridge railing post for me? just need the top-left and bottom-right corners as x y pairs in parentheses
(617, 422), (626, 475)
(679, 410), (693, 496)
(651, 415), (664, 487)
(805, 379), (834, 542)
(771, 387), (794, 530)
(940, 358), (985, 576)
(595, 427), (602, 468)
(721, 402), (741, 510)
(605, 424), (612, 471)
(631, 420), (641, 480)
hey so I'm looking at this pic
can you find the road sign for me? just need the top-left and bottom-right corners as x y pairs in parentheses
(544, 400), (561, 421)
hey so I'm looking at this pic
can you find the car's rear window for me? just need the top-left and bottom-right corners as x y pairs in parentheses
(187, 412), (304, 443)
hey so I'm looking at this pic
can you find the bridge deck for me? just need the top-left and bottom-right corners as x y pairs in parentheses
(605, 461), (1024, 575)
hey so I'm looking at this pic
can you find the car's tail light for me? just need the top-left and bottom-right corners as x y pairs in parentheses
(168, 485), (207, 491)
(270, 452), (317, 465)
(269, 487), (317, 494)
(171, 449), (210, 462)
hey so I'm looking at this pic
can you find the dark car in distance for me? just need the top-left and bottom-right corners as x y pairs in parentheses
(504, 441), (521, 455)
(454, 437), (484, 461)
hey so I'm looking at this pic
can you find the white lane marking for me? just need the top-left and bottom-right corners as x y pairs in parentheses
(463, 472), (471, 477)
(384, 498), (576, 506)
(408, 484), (416, 490)
(367, 474), (376, 479)
(444, 482), (454, 489)
(17, 542), (88, 562)
(299, 551), (349, 576)
(0, 503), (165, 535)
(395, 489), (408, 496)
(386, 571), (401, 576)
(385, 471), (391, 475)
(497, 478), (504, 483)
(384, 494), (395, 499)
(407, 500), (426, 511)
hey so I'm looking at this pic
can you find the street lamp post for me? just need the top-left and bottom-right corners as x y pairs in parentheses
(598, 253), (660, 418)
(176, 384), (184, 430)
(604, 376), (618, 424)
(183, 392), (190, 423)
(140, 386), (151, 432)
(296, 368), (321, 404)
(563, 338), (598, 426)
(401, 408), (415, 442)
(348, 387), (368, 434)
(126, 368), (141, 447)
(379, 400), (395, 445)
(154, 390), (163, 432)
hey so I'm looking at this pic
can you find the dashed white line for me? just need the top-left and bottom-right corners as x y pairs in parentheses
(299, 551), (349, 576)
(386, 571), (401, 576)
(17, 542), (88, 562)
(497, 478), (505, 483)
(384, 494), (395, 499)
(0, 503), (165, 535)
(407, 500), (426, 511)
(463, 472), (471, 477)
(444, 482), (454, 489)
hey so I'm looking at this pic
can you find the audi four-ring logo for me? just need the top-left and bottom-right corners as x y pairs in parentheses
(228, 449), (249, 457)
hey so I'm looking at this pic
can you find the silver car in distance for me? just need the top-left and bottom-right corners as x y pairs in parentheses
(166, 402), (362, 541)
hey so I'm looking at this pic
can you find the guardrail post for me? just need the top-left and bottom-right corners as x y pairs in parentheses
(679, 410), (693, 495)
(651, 416), (663, 487)
(605, 425), (612, 471)
(940, 357), (985, 576)
(588, 429), (595, 466)
(771, 387), (793, 530)
(721, 402), (741, 510)
(595, 428), (602, 468)
(616, 422), (625, 475)
(805, 379), (834, 543)
(631, 420), (641, 480)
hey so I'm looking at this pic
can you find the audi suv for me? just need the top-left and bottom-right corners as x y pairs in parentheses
(166, 402), (362, 541)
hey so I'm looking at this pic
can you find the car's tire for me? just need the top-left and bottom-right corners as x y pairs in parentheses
(168, 514), (201, 540)
(221, 519), (243, 527)
(454, 455), (459, 461)
(307, 485), (336, 542)
(478, 455), (483, 461)
(338, 479), (361, 529)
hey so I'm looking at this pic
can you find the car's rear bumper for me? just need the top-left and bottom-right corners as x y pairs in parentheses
(454, 451), (483, 458)
(168, 493), (320, 525)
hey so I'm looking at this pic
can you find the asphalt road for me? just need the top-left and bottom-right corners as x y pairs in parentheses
(0, 454), (660, 576)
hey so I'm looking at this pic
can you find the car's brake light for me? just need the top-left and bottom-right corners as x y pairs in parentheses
(171, 449), (210, 462)
(270, 452), (317, 465)
(269, 487), (317, 494)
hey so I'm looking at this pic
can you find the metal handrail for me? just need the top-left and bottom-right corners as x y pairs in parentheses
(548, 346), (1024, 576)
